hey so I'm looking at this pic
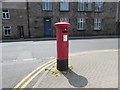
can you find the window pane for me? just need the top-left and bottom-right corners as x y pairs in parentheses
(77, 18), (86, 30)
(3, 10), (8, 12)
(4, 26), (10, 28)
(42, 2), (45, 10)
(4, 26), (11, 35)
(2, 10), (10, 19)
(49, 2), (52, 10)
(86, 0), (92, 11)
(42, 0), (52, 10)
(6, 13), (9, 18)
(8, 30), (11, 34)
(3, 13), (6, 18)
(94, 18), (102, 30)
(78, 23), (80, 28)
(60, 0), (69, 11)
(95, 0), (103, 11)
(78, 0), (85, 11)
(47, 2), (49, 10)
(60, 18), (69, 22)
(4, 30), (7, 35)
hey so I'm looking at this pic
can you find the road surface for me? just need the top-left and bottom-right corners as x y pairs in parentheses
(1, 38), (118, 88)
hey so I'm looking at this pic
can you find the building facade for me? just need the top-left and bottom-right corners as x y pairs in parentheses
(1, 1), (119, 40)
(2, 2), (29, 39)
(117, 1), (120, 33)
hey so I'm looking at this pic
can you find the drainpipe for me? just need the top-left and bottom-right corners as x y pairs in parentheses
(26, 0), (31, 38)
(115, 1), (119, 34)
(116, 0), (119, 22)
(118, 1), (120, 21)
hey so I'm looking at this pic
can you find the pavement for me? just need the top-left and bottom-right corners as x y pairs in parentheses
(1, 35), (119, 42)
(2, 38), (118, 88)
(33, 49), (118, 88)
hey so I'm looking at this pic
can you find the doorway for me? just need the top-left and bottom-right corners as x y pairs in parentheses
(44, 18), (52, 36)
(118, 22), (120, 31)
(17, 26), (24, 38)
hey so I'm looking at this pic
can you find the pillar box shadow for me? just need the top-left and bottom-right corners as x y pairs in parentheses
(61, 68), (88, 88)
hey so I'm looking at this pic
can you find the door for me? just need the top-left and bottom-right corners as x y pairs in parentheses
(118, 22), (120, 31)
(44, 18), (52, 36)
(17, 26), (24, 38)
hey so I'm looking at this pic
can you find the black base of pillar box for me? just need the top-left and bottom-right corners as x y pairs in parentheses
(57, 59), (68, 71)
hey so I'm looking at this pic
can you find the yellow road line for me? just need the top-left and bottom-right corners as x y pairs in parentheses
(14, 59), (56, 88)
(20, 61), (56, 88)
(69, 49), (118, 57)
(14, 49), (119, 89)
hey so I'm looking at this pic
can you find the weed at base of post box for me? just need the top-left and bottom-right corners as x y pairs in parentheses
(44, 64), (74, 77)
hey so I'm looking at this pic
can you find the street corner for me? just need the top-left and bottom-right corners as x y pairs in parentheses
(69, 49), (118, 88)
(34, 49), (118, 88)
(33, 63), (88, 88)
(2, 38), (118, 88)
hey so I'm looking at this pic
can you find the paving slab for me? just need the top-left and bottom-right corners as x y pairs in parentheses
(34, 51), (118, 88)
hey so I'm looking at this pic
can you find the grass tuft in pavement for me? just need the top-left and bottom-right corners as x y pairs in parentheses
(45, 64), (74, 77)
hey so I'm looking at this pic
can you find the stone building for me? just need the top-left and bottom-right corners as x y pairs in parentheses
(0, 2), (2, 40)
(1, 1), (119, 39)
(117, 1), (120, 33)
(28, 1), (118, 38)
(2, 2), (29, 39)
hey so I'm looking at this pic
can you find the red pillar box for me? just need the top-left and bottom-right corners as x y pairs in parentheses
(54, 21), (70, 71)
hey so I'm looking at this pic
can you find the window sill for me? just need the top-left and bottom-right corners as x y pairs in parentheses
(77, 10), (93, 12)
(2, 18), (10, 20)
(85, 10), (93, 12)
(60, 10), (70, 12)
(42, 10), (52, 12)
(77, 29), (86, 31)
(77, 10), (86, 12)
(94, 11), (103, 13)
(93, 29), (102, 31)
(4, 35), (11, 36)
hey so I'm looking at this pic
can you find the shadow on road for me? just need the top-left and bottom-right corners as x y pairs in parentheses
(61, 69), (88, 88)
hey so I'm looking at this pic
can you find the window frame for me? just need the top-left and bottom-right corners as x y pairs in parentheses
(77, 18), (86, 30)
(60, 0), (69, 11)
(94, 18), (102, 30)
(95, 0), (104, 12)
(60, 18), (69, 22)
(3, 26), (11, 36)
(86, 0), (92, 11)
(78, 0), (85, 11)
(42, 0), (52, 11)
(2, 10), (10, 19)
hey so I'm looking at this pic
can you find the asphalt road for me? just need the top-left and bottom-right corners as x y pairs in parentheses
(1, 38), (118, 88)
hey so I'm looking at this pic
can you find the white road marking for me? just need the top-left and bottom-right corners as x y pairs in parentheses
(50, 57), (55, 59)
(13, 60), (17, 62)
(23, 58), (36, 61)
